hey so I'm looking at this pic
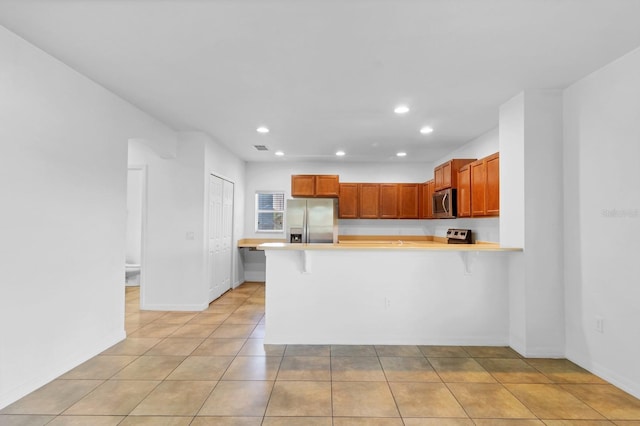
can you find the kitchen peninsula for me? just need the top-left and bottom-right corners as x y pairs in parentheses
(258, 239), (521, 346)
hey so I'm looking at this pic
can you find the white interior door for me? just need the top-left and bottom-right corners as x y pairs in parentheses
(221, 179), (234, 292)
(208, 175), (234, 302)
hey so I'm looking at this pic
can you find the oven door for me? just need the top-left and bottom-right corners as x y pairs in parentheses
(432, 189), (456, 219)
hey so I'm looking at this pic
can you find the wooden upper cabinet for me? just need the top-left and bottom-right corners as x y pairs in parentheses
(434, 158), (476, 191)
(291, 175), (315, 197)
(442, 162), (453, 189)
(419, 180), (435, 219)
(485, 153), (500, 216)
(291, 175), (339, 197)
(315, 175), (340, 197)
(434, 166), (444, 192)
(470, 152), (499, 217)
(338, 183), (359, 219)
(379, 184), (399, 219)
(399, 184), (419, 219)
(470, 160), (487, 216)
(457, 165), (471, 218)
(359, 183), (380, 218)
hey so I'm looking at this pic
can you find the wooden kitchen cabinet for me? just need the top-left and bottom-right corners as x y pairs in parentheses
(470, 152), (499, 217)
(419, 180), (435, 219)
(291, 175), (315, 197)
(340, 182), (419, 219)
(434, 165), (444, 191)
(379, 184), (399, 219)
(485, 153), (500, 216)
(434, 158), (476, 191)
(338, 183), (359, 219)
(359, 183), (380, 218)
(398, 183), (419, 219)
(457, 165), (471, 218)
(291, 174), (339, 197)
(315, 175), (340, 197)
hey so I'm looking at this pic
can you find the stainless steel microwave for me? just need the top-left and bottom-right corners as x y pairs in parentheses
(433, 188), (457, 219)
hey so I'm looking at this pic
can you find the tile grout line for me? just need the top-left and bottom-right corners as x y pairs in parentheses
(374, 348), (405, 422)
(260, 349), (284, 423)
(330, 345), (334, 424)
(125, 284), (259, 422)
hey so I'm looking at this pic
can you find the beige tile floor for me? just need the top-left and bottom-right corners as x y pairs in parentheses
(3, 281), (640, 425)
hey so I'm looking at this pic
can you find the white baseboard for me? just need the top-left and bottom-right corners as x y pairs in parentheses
(509, 335), (565, 358)
(140, 303), (209, 311)
(244, 271), (266, 282)
(0, 329), (125, 410)
(568, 355), (640, 399)
(516, 347), (565, 358)
(264, 334), (509, 346)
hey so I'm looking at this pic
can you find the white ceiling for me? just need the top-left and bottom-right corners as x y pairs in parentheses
(2, 0), (640, 163)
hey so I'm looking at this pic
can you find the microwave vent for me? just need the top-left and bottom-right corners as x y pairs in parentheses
(254, 145), (269, 151)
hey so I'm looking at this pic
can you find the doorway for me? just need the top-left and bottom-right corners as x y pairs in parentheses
(126, 166), (146, 290)
(208, 174), (234, 302)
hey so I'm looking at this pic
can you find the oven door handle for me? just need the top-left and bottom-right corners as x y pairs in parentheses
(442, 193), (448, 214)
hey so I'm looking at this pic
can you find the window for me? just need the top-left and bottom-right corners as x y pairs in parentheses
(255, 191), (285, 232)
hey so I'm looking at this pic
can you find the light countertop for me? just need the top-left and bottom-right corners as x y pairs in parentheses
(237, 238), (286, 248)
(256, 241), (522, 252)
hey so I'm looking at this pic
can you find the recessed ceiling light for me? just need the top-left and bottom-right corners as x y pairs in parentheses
(256, 126), (269, 134)
(420, 126), (434, 134)
(394, 105), (410, 114)
(275, 151), (284, 156)
(396, 152), (407, 157)
(335, 150), (346, 157)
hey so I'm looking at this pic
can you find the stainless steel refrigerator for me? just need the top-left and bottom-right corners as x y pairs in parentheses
(286, 198), (338, 243)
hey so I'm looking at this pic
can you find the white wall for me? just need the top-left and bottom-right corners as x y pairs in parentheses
(433, 128), (499, 167)
(0, 26), (177, 408)
(500, 90), (565, 358)
(499, 94), (528, 355)
(128, 131), (246, 309)
(563, 46), (640, 397)
(499, 95), (526, 248)
(522, 90), (565, 356)
(128, 138), (207, 310)
(265, 249), (510, 345)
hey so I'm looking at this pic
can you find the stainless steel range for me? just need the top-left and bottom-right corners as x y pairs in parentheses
(446, 228), (472, 244)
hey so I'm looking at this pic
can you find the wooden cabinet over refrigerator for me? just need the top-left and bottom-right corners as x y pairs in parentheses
(291, 175), (339, 197)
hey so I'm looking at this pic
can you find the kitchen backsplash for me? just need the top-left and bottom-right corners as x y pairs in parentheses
(338, 217), (500, 243)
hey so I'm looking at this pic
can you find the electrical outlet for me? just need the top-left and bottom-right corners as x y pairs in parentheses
(384, 298), (391, 309)
(595, 316), (604, 333)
